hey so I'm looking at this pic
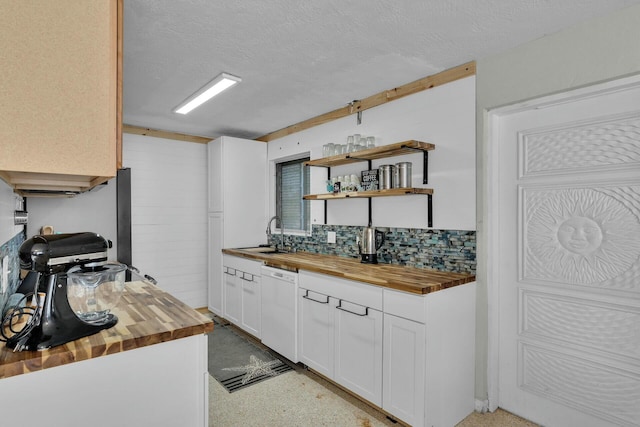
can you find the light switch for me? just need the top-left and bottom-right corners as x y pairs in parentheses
(327, 231), (336, 244)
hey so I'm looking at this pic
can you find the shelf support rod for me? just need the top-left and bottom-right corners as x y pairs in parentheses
(423, 151), (429, 184)
(427, 194), (433, 228)
(367, 160), (372, 225)
(325, 167), (330, 225)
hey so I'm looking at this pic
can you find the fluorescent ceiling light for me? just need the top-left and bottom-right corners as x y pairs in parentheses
(173, 72), (241, 115)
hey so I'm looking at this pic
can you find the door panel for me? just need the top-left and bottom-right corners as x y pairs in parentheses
(333, 300), (383, 407)
(495, 78), (640, 427)
(241, 275), (261, 338)
(383, 314), (425, 427)
(223, 268), (241, 325)
(207, 213), (223, 316)
(298, 289), (334, 378)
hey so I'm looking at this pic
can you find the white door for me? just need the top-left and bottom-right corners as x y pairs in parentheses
(240, 274), (261, 338)
(383, 313), (425, 427)
(492, 77), (640, 427)
(333, 299), (383, 407)
(223, 267), (241, 325)
(298, 289), (334, 378)
(207, 212), (223, 316)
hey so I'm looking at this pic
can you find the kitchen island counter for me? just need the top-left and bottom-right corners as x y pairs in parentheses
(0, 280), (213, 427)
(0, 280), (213, 379)
(222, 248), (474, 295)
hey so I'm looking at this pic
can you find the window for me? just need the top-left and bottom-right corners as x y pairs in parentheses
(276, 157), (310, 233)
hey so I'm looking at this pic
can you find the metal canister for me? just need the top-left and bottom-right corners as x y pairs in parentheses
(394, 162), (412, 188)
(378, 164), (395, 190)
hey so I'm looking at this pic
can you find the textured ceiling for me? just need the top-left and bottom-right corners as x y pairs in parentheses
(123, 0), (640, 140)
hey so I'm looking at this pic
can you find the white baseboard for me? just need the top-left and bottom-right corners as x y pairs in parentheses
(475, 399), (490, 413)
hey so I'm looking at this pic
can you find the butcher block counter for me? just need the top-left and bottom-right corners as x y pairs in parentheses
(0, 280), (213, 379)
(0, 280), (213, 427)
(222, 248), (474, 294)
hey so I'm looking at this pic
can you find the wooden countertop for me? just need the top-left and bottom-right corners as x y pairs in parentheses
(0, 281), (213, 379)
(222, 249), (475, 295)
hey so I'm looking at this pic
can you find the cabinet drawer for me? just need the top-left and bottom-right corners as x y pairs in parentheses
(383, 288), (426, 324)
(223, 254), (262, 276)
(299, 271), (382, 311)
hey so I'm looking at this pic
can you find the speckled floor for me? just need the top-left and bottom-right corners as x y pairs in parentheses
(207, 315), (538, 427)
(208, 362), (538, 427)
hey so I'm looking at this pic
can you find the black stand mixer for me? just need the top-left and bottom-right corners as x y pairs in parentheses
(1, 232), (120, 351)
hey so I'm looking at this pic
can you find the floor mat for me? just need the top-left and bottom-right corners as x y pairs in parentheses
(208, 318), (293, 393)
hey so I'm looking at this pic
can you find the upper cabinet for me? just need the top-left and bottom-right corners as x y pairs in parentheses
(0, 0), (122, 195)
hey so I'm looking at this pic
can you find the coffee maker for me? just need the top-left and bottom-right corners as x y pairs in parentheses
(2, 232), (121, 351)
(357, 225), (385, 264)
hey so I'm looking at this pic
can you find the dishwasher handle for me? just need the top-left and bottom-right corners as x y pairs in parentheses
(262, 266), (297, 283)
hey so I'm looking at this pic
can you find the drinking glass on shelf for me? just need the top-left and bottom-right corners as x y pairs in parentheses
(346, 140), (354, 153)
(342, 175), (351, 192)
(353, 134), (361, 145)
(366, 136), (375, 148)
(322, 144), (330, 157)
(328, 143), (336, 156)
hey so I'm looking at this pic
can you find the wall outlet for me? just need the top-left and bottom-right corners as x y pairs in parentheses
(327, 231), (336, 244)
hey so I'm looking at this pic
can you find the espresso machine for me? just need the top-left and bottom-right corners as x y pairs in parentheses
(2, 232), (124, 351)
(357, 225), (385, 264)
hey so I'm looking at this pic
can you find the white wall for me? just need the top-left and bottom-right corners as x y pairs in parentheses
(123, 134), (208, 308)
(0, 180), (23, 245)
(26, 180), (118, 257)
(475, 3), (640, 403)
(267, 76), (476, 231)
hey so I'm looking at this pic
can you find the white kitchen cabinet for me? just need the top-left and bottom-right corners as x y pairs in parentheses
(298, 271), (384, 405)
(2, 335), (208, 427)
(208, 138), (224, 212)
(334, 299), (383, 407)
(240, 272), (261, 337)
(207, 136), (267, 244)
(298, 289), (335, 378)
(222, 255), (263, 338)
(223, 267), (241, 325)
(297, 270), (476, 427)
(207, 213), (223, 316)
(383, 313), (425, 427)
(207, 136), (267, 316)
(383, 285), (476, 427)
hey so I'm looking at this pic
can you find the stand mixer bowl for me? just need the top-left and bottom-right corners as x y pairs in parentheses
(66, 262), (126, 324)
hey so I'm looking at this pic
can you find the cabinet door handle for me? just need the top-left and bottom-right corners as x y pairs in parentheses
(336, 300), (369, 317)
(302, 290), (329, 304)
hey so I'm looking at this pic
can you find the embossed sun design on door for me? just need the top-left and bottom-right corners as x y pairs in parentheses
(495, 81), (640, 427)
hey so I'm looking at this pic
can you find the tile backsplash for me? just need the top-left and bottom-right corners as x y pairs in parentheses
(0, 231), (25, 314)
(271, 224), (476, 275)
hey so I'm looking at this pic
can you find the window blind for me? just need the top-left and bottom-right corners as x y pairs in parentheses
(276, 157), (310, 232)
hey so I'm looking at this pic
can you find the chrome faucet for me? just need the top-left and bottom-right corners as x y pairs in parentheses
(266, 215), (284, 251)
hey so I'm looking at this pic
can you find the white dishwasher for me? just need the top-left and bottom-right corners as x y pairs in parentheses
(260, 265), (299, 363)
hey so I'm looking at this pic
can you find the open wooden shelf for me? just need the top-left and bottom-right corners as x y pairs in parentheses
(304, 187), (433, 200)
(305, 140), (435, 168)
(304, 138), (435, 227)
